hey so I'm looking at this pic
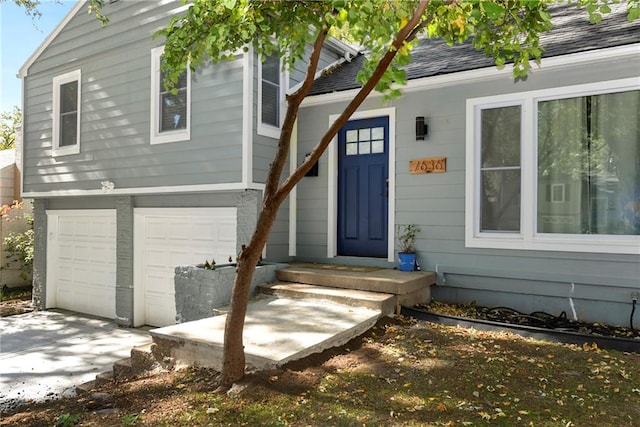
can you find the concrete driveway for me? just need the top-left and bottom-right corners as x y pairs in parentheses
(0, 310), (150, 412)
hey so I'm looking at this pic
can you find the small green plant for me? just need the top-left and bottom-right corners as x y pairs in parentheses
(397, 224), (421, 253)
(56, 413), (79, 427)
(121, 413), (139, 426)
(202, 258), (216, 270)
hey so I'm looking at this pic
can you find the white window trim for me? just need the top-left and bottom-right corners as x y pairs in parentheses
(150, 45), (191, 145)
(257, 54), (288, 138)
(466, 77), (640, 255)
(52, 69), (81, 156)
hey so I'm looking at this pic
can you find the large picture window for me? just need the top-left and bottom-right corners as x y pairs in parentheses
(466, 79), (639, 254)
(537, 91), (639, 236)
(150, 46), (191, 144)
(52, 70), (81, 156)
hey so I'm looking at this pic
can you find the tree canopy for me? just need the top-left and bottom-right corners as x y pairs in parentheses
(0, 107), (21, 150)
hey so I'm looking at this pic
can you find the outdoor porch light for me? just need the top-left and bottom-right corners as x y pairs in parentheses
(416, 116), (428, 141)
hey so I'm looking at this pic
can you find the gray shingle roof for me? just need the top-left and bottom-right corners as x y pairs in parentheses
(309, 4), (639, 96)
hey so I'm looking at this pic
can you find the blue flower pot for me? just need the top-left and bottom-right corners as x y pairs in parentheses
(398, 252), (417, 271)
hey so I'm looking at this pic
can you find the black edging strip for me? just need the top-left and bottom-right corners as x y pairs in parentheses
(401, 306), (640, 354)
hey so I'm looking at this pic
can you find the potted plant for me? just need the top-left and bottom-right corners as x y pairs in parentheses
(397, 224), (420, 271)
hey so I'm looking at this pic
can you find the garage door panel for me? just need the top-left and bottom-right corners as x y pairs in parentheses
(48, 212), (117, 319)
(136, 208), (237, 327)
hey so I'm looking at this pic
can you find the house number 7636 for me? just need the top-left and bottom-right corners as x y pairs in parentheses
(409, 157), (447, 174)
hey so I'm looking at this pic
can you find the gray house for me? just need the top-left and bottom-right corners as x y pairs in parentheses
(292, 5), (639, 327)
(21, 1), (638, 329)
(19, 0), (355, 327)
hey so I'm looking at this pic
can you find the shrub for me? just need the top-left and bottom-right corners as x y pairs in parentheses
(2, 201), (34, 281)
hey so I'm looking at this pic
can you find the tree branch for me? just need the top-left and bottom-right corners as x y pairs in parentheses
(262, 27), (330, 202)
(273, 0), (430, 204)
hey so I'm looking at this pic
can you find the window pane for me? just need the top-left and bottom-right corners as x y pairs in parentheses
(160, 68), (187, 92)
(371, 127), (384, 140)
(60, 112), (77, 147)
(261, 83), (279, 127)
(537, 90), (640, 235)
(359, 128), (371, 141)
(481, 106), (521, 168)
(359, 141), (370, 154)
(371, 139), (384, 153)
(160, 89), (187, 131)
(346, 130), (358, 142)
(262, 54), (280, 84)
(346, 142), (357, 155)
(481, 169), (521, 232)
(60, 81), (77, 114)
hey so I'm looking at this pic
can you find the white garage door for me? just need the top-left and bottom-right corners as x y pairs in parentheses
(46, 210), (117, 319)
(134, 208), (237, 327)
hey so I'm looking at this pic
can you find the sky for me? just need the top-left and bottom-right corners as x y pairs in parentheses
(0, 0), (76, 112)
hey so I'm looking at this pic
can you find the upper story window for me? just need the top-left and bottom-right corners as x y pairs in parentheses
(257, 53), (285, 138)
(150, 46), (191, 145)
(466, 78), (639, 254)
(52, 69), (81, 156)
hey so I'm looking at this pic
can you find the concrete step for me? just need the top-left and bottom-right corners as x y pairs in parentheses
(113, 358), (134, 381)
(76, 379), (97, 395)
(259, 282), (397, 315)
(149, 296), (381, 372)
(276, 264), (436, 296)
(95, 371), (114, 387)
(130, 342), (157, 373)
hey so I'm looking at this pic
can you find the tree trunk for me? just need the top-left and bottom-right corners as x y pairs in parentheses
(219, 206), (277, 386)
(218, 1), (429, 388)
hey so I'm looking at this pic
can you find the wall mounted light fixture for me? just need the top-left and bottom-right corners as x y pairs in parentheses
(304, 153), (319, 177)
(416, 116), (428, 141)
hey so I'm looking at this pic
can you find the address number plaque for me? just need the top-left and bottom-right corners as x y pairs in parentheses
(409, 157), (446, 174)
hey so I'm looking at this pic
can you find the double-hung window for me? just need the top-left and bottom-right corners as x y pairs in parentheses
(257, 53), (284, 137)
(52, 70), (81, 156)
(150, 46), (191, 144)
(466, 78), (640, 254)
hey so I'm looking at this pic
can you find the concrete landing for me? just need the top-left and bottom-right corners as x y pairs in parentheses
(149, 296), (381, 372)
(277, 264), (436, 295)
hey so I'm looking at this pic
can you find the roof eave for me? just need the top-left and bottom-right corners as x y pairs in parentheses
(302, 43), (640, 106)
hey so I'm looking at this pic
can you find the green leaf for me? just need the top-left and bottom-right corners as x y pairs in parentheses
(483, 2), (505, 21)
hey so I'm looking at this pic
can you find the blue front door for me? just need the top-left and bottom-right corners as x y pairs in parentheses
(338, 116), (389, 257)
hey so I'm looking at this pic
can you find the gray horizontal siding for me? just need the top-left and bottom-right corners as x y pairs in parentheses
(23, 0), (245, 193)
(296, 53), (639, 325)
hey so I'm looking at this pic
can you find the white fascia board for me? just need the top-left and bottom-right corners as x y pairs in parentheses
(301, 44), (640, 107)
(18, 0), (85, 78)
(23, 182), (266, 198)
(324, 37), (361, 58)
